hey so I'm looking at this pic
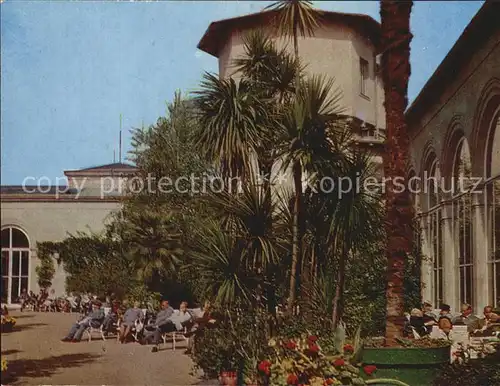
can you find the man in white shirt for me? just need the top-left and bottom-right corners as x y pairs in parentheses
(151, 301), (192, 353)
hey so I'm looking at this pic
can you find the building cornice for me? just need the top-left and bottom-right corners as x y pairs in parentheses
(1, 195), (123, 203)
(405, 1), (499, 125)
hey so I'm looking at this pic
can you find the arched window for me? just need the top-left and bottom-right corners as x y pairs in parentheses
(1, 227), (30, 304)
(486, 112), (500, 307)
(407, 169), (419, 211)
(422, 152), (443, 306)
(427, 159), (440, 210)
(452, 138), (473, 305)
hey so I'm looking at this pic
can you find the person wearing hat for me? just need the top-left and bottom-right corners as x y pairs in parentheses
(422, 301), (437, 326)
(437, 304), (453, 334)
(61, 300), (105, 342)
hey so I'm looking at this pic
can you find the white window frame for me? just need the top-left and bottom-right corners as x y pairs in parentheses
(1, 227), (30, 304)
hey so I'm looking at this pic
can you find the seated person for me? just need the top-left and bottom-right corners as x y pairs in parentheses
(452, 303), (479, 332)
(439, 303), (453, 320)
(186, 301), (216, 335)
(484, 305), (499, 325)
(102, 301), (121, 335)
(143, 300), (174, 343)
(474, 306), (500, 335)
(61, 301), (105, 342)
(19, 288), (28, 312)
(151, 301), (192, 353)
(119, 301), (144, 343)
(185, 301), (216, 354)
(422, 301), (437, 326)
(409, 308), (428, 336)
(437, 304), (453, 334)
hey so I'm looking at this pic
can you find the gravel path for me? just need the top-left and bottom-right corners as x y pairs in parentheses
(1, 311), (209, 385)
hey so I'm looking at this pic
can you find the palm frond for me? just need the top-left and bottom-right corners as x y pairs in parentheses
(192, 73), (268, 178)
(266, 0), (323, 39)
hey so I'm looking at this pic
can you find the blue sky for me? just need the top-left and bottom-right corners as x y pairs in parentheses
(1, 1), (484, 185)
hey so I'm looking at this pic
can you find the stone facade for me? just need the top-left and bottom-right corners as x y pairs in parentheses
(0, 163), (136, 303)
(406, 2), (500, 314)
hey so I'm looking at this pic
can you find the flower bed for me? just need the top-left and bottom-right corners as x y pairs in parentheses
(255, 335), (372, 385)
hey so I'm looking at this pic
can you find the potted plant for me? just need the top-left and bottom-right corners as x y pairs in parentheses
(1, 315), (16, 333)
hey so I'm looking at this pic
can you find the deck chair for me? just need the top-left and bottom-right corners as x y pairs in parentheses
(131, 318), (145, 342)
(83, 320), (106, 341)
(83, 307), (110, 342)
(162, 326), (190, 350)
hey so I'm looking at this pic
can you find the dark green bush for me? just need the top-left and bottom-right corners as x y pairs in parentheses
(433, 350), (500, 386)
(191, 307), (272, 379)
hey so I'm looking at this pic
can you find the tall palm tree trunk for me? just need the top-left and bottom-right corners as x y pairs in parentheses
(289, 161), (302, 313)
(380, 0), (414, 346)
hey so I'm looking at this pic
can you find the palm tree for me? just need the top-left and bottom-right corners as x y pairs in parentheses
(266, 0), (323, 312)
(114, 203), (183, 283)
(278, 74), (344, 311)
(379, 0), (414, 345)
(188, 221), (256, 306)
(192, 73), (269, 185)
(233, 31), (301, 195)
(266, 0), (321, 86)
(326, 148), (384, 327)
(188, 178), (286, 308)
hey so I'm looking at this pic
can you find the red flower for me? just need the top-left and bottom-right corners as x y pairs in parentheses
(308, 343), (320, 353)
(333, 359), (345, 367)
(324, 379), (335, 385)
(363, 365), (377, 376)
(308, 335), (318, 342)
(258, 360), (271, 376)
(285, 340), (297, 350)
(343, 344), (354, 353)
(287, 374), (299, 385)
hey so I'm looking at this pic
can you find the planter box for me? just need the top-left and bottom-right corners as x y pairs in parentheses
(362, 346), (450, 385)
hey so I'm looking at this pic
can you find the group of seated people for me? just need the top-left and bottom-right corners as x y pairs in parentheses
(405, 301), (500, 338)
(60, 298), (215, 352)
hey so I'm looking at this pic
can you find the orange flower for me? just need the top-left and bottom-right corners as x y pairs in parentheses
(324, 378), (335, 385)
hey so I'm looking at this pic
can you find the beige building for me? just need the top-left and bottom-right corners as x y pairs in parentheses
(0, 163), (137, 304)
(199, 9), (386, 147)
(198, 3), (500, 313)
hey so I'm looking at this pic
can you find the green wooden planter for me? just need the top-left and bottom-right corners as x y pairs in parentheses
(362, 346), (450, 386)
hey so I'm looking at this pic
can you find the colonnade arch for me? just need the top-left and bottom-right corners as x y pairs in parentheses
(416, 79), (500, 311)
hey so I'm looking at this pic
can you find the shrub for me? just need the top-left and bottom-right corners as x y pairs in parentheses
(257, 335), (366, 385)
(191, 307), (272, 380)
(433, 349), (500, 386)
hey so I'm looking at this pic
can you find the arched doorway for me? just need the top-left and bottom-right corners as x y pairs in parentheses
(1, 227), (30, 304)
